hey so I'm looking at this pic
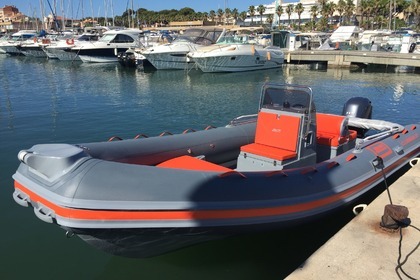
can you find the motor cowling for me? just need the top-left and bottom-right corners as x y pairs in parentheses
(342, 97), (372, 138)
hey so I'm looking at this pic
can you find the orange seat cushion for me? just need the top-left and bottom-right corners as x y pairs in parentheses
(254, 111), (301, 151)
(316, 113), (345, 135)
(239, 111), (301, 161)
(157, 155), (232, 172)
(316, 113), (356, 147)
(241, 143), (297, 161)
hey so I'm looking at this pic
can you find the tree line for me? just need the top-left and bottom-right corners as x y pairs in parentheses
(86, 0), (419, 31)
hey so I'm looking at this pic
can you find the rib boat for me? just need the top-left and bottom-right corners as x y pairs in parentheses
(12, 83), (420, 258)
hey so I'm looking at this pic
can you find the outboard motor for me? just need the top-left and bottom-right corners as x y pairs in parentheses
(342, 97), (372, 138)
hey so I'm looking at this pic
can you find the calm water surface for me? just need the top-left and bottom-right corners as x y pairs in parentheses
(0, 55), (419, 279)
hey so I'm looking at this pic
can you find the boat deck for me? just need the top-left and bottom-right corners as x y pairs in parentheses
(286, 159), (420, 279)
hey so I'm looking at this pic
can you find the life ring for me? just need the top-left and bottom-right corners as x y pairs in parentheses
(66, 38), (75, 45)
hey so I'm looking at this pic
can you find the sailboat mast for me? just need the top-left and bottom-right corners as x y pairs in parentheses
(90, 0), (94, 26)
(111, 0), (114, 26)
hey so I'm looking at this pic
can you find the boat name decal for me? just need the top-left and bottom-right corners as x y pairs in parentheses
(366, 142), (393, 158)
(400, 132), (419, 146)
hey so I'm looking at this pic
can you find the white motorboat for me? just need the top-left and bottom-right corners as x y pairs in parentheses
(0, 30), (38, 55)
(188, 29), (284, 73)
(0, 34), (12, 54)
(70, 29), (143, 63)
(273, 30), (329, 51)
(141, 27), (224, 70)
(17, 36), (58, 58)
(44, 33), (100, 61)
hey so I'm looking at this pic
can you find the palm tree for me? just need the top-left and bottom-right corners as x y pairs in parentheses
(295, 3), (305, 30)
(217, 8), (223, 25)
(249, 5), (255, 26)
(224, 8), (231, 25)
(257, 4), (266, 25)
(344, 0), (355, 25)
(324, 2), (336, 26)
(358, 0), (370, 29)
(209, 10), (216, 24)
(318, 0), (328, 14)
(337, 0), (346, 24)
(286, 4), (294, 27)
(231, 8), (239, 25)
(407, 0), (420, 29)
(310, 5), (319, 30)
(276, 5), (284, 29)
(267, 14), (274, 27)
(239, 11), (248, 24)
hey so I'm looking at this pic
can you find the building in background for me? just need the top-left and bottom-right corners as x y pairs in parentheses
(0, 5), (40, 32)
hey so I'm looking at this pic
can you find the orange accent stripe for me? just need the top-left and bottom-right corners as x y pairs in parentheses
(157, 155), (232, 172)
(14, 154), (411, 222)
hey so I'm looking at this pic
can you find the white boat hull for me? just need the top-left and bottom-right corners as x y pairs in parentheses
(143, 52), (192, 70)
(190, 45), (284, 73)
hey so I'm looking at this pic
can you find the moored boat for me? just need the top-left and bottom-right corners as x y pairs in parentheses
(188, 28), (285, 73)
(12, 83), (420, 258)
(70, 29), (143, 63)
(0, 30), (38, 55)
(141, 27), (224, 70)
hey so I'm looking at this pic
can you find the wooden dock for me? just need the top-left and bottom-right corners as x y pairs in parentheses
(283, 50), (420, 69)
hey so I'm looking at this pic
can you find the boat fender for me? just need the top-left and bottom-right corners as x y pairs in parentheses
(33, 37), (37, 43)
(408, 43), (416, 53)
(352, 204), (367, 215)
(66, 231), (75, 238)
(66, 38), (74, 45)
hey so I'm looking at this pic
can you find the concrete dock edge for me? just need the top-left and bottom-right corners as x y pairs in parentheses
(286, 159), (420, 280)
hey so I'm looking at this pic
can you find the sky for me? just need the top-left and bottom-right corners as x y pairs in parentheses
(4, 1), (281, 18)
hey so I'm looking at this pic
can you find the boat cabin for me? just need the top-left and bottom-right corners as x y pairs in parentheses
(237, 84), (357, 171)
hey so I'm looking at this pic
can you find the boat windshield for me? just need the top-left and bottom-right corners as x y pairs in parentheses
(174, 28), (222, 45)
(78, 34), (99, 41)
(99, 34), (116, 42)
(260, 83), (313, 114)
(216, 34), (256, 45)
(11, 34), (36, 41)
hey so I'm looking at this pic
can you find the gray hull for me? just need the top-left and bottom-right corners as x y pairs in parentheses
(11, 83), (420, 257)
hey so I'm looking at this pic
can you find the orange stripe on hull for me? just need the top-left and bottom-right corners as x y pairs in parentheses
(14, 156), (409, 223)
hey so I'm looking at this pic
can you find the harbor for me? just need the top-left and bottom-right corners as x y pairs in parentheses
(1, 1), (419, 278)
(1, 53), (419, 279)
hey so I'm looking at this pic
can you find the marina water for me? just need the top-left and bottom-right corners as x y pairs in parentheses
(1, 55), (419, 279)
